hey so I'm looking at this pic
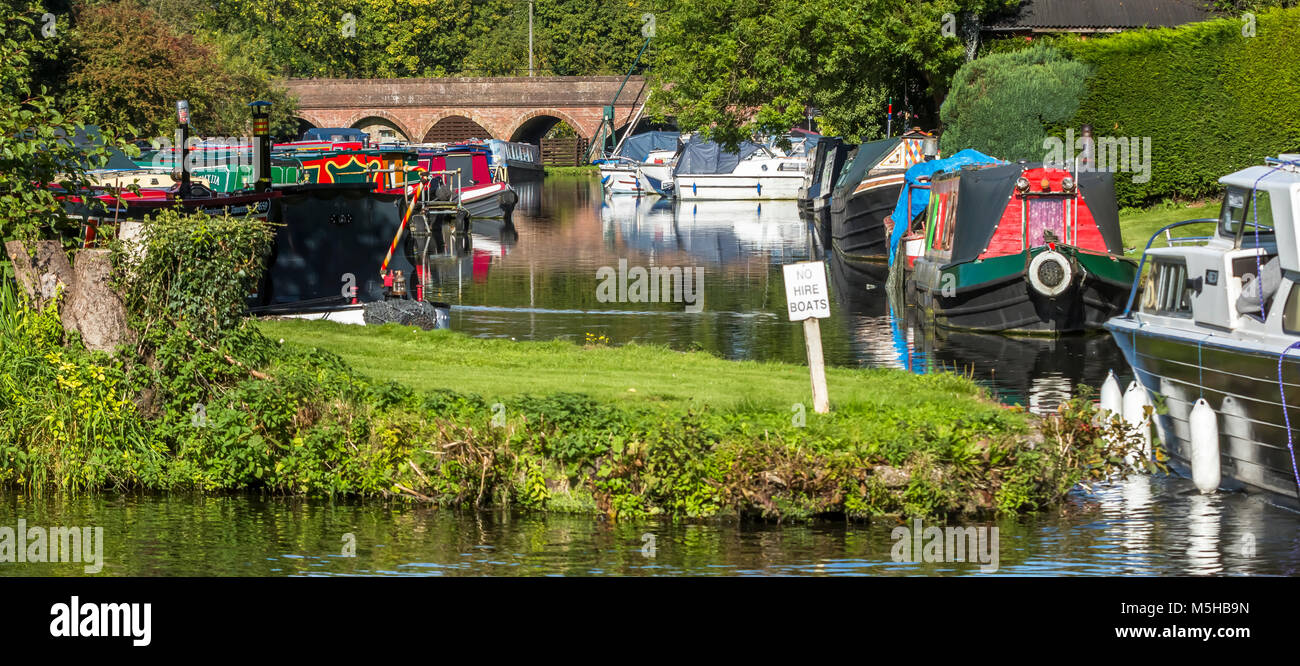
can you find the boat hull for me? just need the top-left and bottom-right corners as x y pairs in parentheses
(1106, 317), (1300, 505)
(829, 175), (905, 263)
(908, 248), (1136, 334)
(673, 174), (803, 200)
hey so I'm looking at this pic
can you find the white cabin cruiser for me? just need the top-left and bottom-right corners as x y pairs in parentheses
(673, 140), (806, 201)
(598, 131), (682, 196)
(1106, 154), (1300, 507)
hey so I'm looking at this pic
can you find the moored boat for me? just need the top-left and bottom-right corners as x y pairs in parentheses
(673, 140), (805, 200)
(1106, 154), (1300, 505)
(828, 129), (934, 265)
(905, 160), (1137, 334)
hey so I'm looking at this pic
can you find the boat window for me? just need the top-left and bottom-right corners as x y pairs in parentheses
(1283, 284), (1300, 335)
(1027, 197), (1066, 247)
(1218, 186), (1274, 238)
(1141, 259), (1193, 316)
(940, 190), (958, 250)
(442, 154), (475, 187)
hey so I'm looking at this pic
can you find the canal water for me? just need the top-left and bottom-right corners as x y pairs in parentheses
(4, 174), (1297, 576)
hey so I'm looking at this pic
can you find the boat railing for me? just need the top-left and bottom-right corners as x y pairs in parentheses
(1122, 217), (1219, 316)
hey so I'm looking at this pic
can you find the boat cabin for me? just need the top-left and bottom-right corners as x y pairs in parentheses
(1138, 156), (1300, 334)
(416, 145), (495, 191)
(921, 163), (1124, 266)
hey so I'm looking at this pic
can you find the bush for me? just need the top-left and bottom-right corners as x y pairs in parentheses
(1062, 8), (1300, 206)
(939, 44), (1090, 161)
(941, 7), (1300, 207)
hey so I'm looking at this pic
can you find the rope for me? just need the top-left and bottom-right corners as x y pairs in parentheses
(1277, 341), (1300, 494)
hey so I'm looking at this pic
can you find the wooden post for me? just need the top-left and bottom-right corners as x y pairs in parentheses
(803, 317), (829, 413)
(783, 260), (832, 414)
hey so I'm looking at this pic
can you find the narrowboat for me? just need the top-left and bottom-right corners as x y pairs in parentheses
(486, 139), (543, 182)
(415, 143), (517, 218)
(828, 129), (934, 265)
(1105, 154), (1300, 506)
(673, 140), (805, 201)
(906, 161), (1137, 334)
(798, 136), (848, 215)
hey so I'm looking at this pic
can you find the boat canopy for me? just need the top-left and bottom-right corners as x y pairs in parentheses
(47, 126), (141, 171)
(830, 138), (900, 202)
(302, 127), (368, 144)
(673, 140), (764, 175)
(939, 163), (1125, 267)
(888, 149), (1003, 261)
(615, 131), (681, 163)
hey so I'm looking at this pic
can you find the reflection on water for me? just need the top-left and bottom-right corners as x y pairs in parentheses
(4, 476), (1297, 576)
(422, 175), (1130, 414)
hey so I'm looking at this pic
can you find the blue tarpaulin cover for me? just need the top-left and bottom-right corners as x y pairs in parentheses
(615, 131), (681, 163)
(887, 149), (1003, 262)
(673, 140), (764, 175)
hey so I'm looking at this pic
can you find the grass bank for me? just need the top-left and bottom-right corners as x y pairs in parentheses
(543, 165), (599, 176)
(1118, 199), (1216, 257)
(259, 320), (993, 411)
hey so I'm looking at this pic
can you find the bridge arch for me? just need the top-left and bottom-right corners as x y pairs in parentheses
(422, 114), (496, 143)
(343, 110), (415, 143)
(507, 109), (591, 145)
(292, 116), (317, 140)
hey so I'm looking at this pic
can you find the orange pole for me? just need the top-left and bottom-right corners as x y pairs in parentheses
(380, 179), (424, 277)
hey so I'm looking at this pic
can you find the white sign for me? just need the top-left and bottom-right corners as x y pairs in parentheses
(783, 261), (830, 321)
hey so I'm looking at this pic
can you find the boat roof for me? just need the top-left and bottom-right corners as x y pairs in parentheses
(673, 140), (766, 175)
(831, 138), (901, 199)
(1219, 157), (1300, 274)
(615, 131), (681, 163)
(939, 162), (1125, 266)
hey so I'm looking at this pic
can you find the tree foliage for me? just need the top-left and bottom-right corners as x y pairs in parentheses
(938, 44), (1089, 161)
(649, 0), (1018, 147)
(1, 7), (130, 244)
(66, 1), (298, 138)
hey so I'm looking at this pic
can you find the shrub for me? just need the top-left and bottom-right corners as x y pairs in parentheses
(939, 44), (1090, 161)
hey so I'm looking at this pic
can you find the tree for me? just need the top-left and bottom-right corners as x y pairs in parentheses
(1, 6), (130, 244)
(66, 2), (298, 139)
(938, 44), (1089, 161)
(649, 0), (1018, 147)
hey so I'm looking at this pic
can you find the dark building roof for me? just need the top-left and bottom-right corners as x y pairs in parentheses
(984, 0), (1214, 32)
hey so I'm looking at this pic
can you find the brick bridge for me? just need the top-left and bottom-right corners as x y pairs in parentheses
(283, 76), (650, 146)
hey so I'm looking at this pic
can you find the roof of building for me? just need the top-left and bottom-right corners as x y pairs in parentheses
(984, 0), (1214, 32)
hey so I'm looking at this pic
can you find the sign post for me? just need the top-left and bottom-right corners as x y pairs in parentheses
(783, 261), (831, 413)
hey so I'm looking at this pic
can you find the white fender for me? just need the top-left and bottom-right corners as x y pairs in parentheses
(1189, 399), (1221, 494)
(1123, 380), (1152, 465)
(1028, 250), (1073, 298)
(1100, 370), (1122, 419)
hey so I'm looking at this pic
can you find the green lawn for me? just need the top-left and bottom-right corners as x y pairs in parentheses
(1117, 200), (1218, 258)
(258, 319), (1005, 417)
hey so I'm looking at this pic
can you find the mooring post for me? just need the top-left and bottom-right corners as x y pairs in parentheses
(803, 317), (830, 413)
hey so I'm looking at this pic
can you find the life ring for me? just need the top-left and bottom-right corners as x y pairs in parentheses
(1027, 250), (1073, 297)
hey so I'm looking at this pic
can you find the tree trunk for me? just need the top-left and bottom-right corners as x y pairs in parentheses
(4, 241), (134, 353)
(4, 240), (75, 309)
(65, 249), (133, 353)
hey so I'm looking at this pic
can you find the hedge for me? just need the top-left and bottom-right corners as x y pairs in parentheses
(941, 7), (1300, 207)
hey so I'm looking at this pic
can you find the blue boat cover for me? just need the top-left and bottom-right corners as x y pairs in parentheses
(673, 140), (764, 175)
(887, 149), (1003, 262)
(615, 131), (681, 163)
